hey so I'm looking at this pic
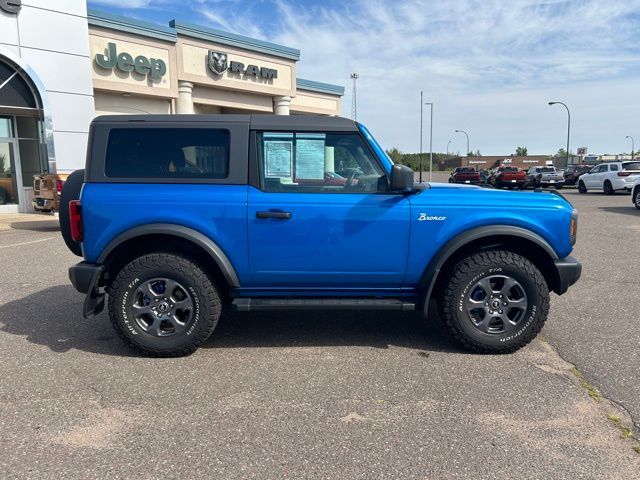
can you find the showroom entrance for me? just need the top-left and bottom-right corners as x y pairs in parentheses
(0, 56), (49, 213)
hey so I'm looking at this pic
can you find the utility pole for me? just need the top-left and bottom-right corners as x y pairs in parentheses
(350, 73), (359, 121)
(626, 135), (634, 160)
(455, 129), (470, 167)
(549, 101), (570, 166)
(419, 91), (423, 182)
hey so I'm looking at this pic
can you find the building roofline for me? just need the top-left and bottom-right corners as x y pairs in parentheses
(88, 9), (177, 43)
(169, 20), (300, 61)
(296, 78), (345, 96)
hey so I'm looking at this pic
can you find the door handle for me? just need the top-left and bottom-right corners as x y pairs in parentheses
(256, 211), (292, 220)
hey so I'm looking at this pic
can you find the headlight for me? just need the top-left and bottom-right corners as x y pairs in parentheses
(570, 210), (578, 245)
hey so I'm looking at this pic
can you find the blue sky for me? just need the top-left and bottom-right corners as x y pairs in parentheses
(88, 0), (640, 156)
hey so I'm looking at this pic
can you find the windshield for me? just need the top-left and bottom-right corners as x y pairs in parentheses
(538, 167), (555, 173)
(623, 162), (640, 171)
(501, 167), (518, 172)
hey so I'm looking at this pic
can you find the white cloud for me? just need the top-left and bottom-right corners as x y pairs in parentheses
(115, 0), (640, 155)
(255, 0), (640, 155)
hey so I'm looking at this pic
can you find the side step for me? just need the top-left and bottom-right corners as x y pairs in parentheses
(231, 298), (415, 312)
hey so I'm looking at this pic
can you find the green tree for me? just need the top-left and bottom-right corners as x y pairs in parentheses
(385, 147), (404, 164)
(516, 146), (528, 156)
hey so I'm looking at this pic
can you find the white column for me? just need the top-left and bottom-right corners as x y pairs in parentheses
(176, 81), (194, 114)
(273, 95), (291, 115)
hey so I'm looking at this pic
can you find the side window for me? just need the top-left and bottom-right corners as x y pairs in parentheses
(257, 132), (387, 193)
(610, 164), (619, 171)
(105, 128), (230, 179)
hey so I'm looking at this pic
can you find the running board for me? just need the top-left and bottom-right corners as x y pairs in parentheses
(231, 298), (415, 312)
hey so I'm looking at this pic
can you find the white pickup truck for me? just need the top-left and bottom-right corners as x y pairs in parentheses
(577, 161), (640, 195)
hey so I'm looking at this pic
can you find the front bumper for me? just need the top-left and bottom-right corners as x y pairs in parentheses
(69, 262), (105, 318)
(553, 256), (582, 295)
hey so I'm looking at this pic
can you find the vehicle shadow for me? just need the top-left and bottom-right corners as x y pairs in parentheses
(0, 286), (464, 356)
(598, 206), (639, 217)
(10, 220), (60, 232)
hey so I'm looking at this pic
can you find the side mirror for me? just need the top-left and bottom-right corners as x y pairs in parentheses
(389, 164), (414, 192)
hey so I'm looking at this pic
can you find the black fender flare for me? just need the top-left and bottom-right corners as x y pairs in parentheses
(419, 225), (558, 314)
(98, 223), (240, 288)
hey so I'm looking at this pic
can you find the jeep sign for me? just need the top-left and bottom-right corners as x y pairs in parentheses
(207, 50), (277, 79)
(95, 43), (167, 81)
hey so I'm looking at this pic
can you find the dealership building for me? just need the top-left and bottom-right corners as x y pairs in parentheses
(0, 1), (344, 212)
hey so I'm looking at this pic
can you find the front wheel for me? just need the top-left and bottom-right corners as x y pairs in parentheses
(108, 253), (221, 357)
(439, 250), (550, 353)
(578, 181), (587, 193)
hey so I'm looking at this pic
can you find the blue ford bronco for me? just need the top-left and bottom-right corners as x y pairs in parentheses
(61, 115), (581, 356)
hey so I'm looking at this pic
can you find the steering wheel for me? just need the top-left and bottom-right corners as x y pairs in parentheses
(345, 170), (358, 188)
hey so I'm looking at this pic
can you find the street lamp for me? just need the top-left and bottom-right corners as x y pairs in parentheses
(548, 101), (570, 166)
(447, 140), (452, 157)
(419, 92), (434, 182)
(626, 135), (634, 160)
(454, 129), (469, 166)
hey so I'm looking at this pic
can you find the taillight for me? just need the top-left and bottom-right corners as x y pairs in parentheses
(56, 179), (64, 193)
(617, 172), (631, 177)
(69, 200), (83, 242)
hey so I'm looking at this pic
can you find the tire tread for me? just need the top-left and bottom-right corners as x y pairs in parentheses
(440, 250), (550, 354)
(108, 253), (220, 357)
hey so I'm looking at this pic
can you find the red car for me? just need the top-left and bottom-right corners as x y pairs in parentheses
(449, 167), (482, 184)
(489, 167), (526, 189)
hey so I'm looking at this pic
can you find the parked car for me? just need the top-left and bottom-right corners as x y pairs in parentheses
(525, 166), (565, 189)
(63, 114), (581, 357)
(32, 173), (68, 213)
(478, 169), (490, 184)
(632, 177), (640, 210)
(577, 161), (640, 195)
(449, 167), (482, 184)
(563, 165), (592, 186)
(489, 166), (526, 189)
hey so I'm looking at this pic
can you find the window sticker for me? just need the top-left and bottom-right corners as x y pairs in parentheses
(264, 140), (293, 178)
(295, 134), (325, 180)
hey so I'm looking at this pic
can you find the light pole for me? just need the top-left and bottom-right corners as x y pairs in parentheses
(626, 135), (634, 160)
(549, 101), (570, 166)
(447, 140), (452, 157)
(455, 129), (469, 166)
(426, 102), (433, 182)
(350, 73), (359, 121)
(419, 93), (434, 182)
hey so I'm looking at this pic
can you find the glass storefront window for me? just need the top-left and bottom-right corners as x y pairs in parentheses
(0, 141), (18, 205)
(0, 117), (13, 138)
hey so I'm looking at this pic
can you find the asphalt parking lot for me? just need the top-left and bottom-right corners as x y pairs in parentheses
(1, 185), (639, 479)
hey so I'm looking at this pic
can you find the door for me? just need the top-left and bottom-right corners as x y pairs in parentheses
(247, 130), (411, 290)
(0, 117), (20, 207)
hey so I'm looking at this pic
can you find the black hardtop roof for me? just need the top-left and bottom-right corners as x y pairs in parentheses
(92, 114), (359, 132)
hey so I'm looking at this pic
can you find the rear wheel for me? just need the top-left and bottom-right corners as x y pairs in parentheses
(439, 250), (549, 353)
(578, 181), (587, 193)
(108, 253), (221, 357)
(604, 180), (614, 195)
(634, 187), (640, 210)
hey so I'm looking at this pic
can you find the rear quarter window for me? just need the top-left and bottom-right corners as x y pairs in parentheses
(105, 128), (230, 179)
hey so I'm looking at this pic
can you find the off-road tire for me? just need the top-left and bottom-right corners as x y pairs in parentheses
(578, 181), (587, 193)
(439, 250), (550, 354)
(603, 180), (614, 195)
(108, 253), (221, 357)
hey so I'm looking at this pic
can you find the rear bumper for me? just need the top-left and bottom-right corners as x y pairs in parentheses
(553, 256), (582, 295)
(69, 262), (105, 318)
